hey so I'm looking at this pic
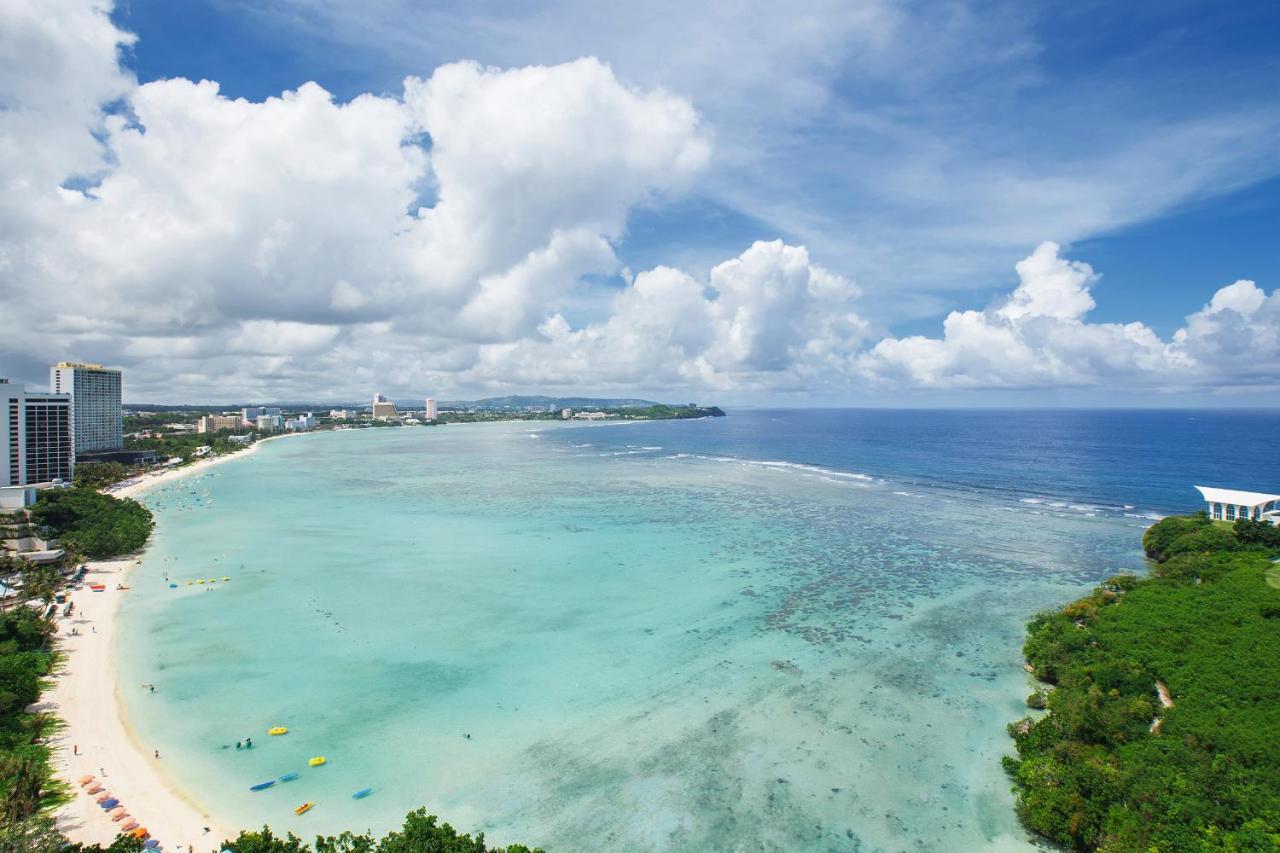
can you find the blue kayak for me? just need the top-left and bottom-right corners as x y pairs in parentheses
(279, 772), (300, 782)
(353, 787), (374, 799)
(249, 780), (275, 791)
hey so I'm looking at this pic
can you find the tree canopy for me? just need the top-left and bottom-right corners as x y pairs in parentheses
(223, 809), (543, 853)
(30, 488), (153, 558)
(1004, 515), (1280, 850)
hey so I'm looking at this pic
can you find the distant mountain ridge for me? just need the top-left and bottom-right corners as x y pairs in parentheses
(446, 395), (663, 410)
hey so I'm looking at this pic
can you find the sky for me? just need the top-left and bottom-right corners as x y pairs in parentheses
(1, 0), (1278, 405)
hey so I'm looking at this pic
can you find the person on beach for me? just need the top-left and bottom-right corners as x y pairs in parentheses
(154, 749), (160, 759)
(235, 740), (242, 750)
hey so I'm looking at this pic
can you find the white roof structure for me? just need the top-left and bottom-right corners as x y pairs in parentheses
(1194, 486), (1280, 507)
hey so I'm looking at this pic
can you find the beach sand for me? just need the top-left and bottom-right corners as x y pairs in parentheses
(48, 437), (293, 849)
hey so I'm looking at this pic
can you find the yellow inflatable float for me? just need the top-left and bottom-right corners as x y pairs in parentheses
(309, 756), (326, 767)
(268, 726), (288, 736)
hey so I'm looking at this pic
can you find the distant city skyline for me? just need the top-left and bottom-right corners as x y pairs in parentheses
(2, 2), (1278, 406)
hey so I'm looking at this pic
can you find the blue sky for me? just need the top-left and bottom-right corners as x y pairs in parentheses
(110, 0), (1280, 337)
(1, 0), (1277, 403)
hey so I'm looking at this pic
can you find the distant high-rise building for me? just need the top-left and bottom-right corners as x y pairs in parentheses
(371, 393), (399, 420)
(255, 414), (283, 433)
(425, 398), (437, 420)
(198, 414), (242, 433)
(241, 406), (282, 426)
(284, 413), (316, 431)
(50, 362), (122, 454)
(1, 379), (74, 487)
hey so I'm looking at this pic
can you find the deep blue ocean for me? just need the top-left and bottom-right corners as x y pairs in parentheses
(545, 408), (1280, 517)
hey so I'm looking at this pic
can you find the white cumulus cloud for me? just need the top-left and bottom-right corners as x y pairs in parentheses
(1, 0), (1276, 404)
(859, 242), (1278, 392)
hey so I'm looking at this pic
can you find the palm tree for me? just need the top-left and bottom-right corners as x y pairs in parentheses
(0, 755), (47, 823)
(18, 564), (61, 613)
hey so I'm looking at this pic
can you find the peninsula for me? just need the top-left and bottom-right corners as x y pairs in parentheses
(1005, 513), (1280, 849)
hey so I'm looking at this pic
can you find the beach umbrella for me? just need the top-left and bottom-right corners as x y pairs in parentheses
(78, 775), (94, 785)
(86, 785), (102, 794)
(120, 820), (138, 831)
(100, 798), (119, 809)
(96, 792), (112, 802)
(143, 840), (159, 849)
(130, 827), (148, 839)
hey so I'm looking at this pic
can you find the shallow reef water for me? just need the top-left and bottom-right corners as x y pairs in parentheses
(118, 410), (1268, 850)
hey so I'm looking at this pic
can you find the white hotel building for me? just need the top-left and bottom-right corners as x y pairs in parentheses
(1, 379), (74, 489)
(50, 362), (123, 454)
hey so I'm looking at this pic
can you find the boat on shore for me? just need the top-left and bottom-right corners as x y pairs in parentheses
(249, 780), (275, 791)
(279, 771), (299, 782)
(353, 787), (373, 799)
(295, 801), (313, 815)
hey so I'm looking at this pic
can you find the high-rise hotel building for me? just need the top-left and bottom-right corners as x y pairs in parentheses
(1, 379), (74, 487)
(50, 362), (123, 454)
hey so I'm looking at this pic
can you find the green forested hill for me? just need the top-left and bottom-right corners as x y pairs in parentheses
(1004, 513), (1280, 851)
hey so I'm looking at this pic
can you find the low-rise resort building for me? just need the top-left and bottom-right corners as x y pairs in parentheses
(1194, 486), (1280, 524)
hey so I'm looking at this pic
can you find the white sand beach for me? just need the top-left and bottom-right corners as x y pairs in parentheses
(47, 557), (233, 849)
(47, 437), (293, 849)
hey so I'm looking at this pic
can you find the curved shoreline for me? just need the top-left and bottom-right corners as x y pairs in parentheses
(49, 438), (291, 849)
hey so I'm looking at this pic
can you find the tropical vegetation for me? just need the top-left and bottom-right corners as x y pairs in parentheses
(73, 461), (131, 490)
(30, 488), (153, 559)
(222, 809), (542, 852)
(1004, 512), (1280, 850)
(0, 606), (63, 833)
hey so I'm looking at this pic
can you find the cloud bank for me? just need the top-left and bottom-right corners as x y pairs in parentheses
(0, 1), (1276, 402)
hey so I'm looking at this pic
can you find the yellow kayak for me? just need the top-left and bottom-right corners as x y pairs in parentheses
(268, 726), (288, 736)
(295, 801), (313, 815)
(309, 756), (326, 767)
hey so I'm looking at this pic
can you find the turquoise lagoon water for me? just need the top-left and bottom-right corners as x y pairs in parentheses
(117, 419), (1150, 850)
